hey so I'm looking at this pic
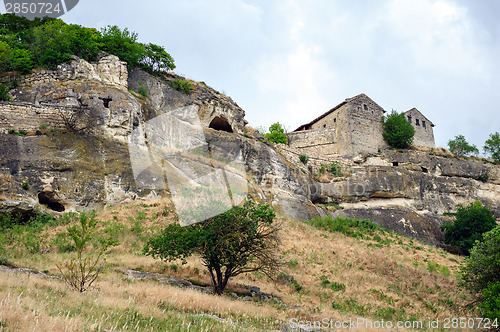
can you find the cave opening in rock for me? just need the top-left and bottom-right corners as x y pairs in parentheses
(392, 162), (399, 167)
(209, 116), (233, 133)
(101, 98), (112, 108)
(38, 192), (65, 212)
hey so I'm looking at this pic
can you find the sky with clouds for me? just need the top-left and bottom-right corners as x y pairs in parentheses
(16, 0), (500, 150)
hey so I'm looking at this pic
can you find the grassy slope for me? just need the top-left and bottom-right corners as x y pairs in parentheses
(0, 199), (474, 331)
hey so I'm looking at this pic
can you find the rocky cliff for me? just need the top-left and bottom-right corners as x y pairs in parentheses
(0, 56), (498, 246)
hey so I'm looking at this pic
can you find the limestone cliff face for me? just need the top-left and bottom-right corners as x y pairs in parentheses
(1, 57), (498, 247)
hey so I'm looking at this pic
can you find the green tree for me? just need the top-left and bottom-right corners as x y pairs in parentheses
(144, 201), (281, 295)
(8, 48), (34, 73)
(264, 122), (288, 144)
(484, 132), (500, 163)
(441, 201), (497, 255)
(141, 43), (175, 72)
(382, 110), (415, 148)
(100, 25), (145, 68)
(461, 226), (500, 319)
(447, 135), (479, 157)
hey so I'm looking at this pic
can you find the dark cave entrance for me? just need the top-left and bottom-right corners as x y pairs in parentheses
(209, 116), (233, 133)
(38, 192), (65, 212)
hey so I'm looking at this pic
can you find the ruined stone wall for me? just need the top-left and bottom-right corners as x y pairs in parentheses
(0, 101), (70, 133)
(287, 127), (339, 156)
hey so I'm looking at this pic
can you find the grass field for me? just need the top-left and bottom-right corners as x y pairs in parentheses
(0, 199), (475, 331)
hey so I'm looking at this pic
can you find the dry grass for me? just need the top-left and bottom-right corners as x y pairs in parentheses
(0, 199), (475, 331)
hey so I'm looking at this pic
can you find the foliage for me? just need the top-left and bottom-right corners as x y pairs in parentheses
(461, 226), (500, 319)
(382, 110), (415, 148)
(137, 81), (148, 97)
(21, 181), (29, 190)
(299, 154), (309, 164)
(447, 135), (479, 157)
(57, 211), (117, 292)
(0, 83), (10, 101)
(305, 215), (382, 238)
(328, 161), (343, 177)
(0, 14), (174, 72)
(484, 132), (500, 163)
(144, 201), (281, 294)
(479, 281), (500, 320)
(264, 122), (287, 144)
(141, 43), (175, 72)
(100, 25), (144, 68)
(441, 201), (496, 255)
(169, 78), (192, 95)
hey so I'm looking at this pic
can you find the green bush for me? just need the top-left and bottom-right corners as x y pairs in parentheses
(264, 123), (287, 144)
(169, 78), (192, 95)
(328, 161), (343, 177)
(21, 181), (29, 190)
(299, 154), (309, 164)
(0, 84), (11, 101)
(305, 215), (381, 238)
(479, 281), (500, 320)
(382, 110), (415, 148)
(137, 81), (148, 97)
(440, 201), (496, 254)
(448, 135), (479, 157)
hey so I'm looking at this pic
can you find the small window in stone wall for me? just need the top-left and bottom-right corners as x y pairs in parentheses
(363, 104), (368, 110)
(422, 120), (426, 128)
(416, 119), (420, 126)
(407, 116), (412, 124)
(334, 118), (336, 123)
(323, 124), (326, 128)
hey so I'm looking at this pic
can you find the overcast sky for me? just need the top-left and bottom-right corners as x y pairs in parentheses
(20, 1), (500, 150)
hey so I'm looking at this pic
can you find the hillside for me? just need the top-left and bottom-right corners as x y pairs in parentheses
(0, 198), (472, 331)
(0, 16), (499, 331)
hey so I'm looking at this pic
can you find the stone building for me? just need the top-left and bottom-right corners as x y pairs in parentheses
(404, 108), (435, 148)
(287, 93), (435, 156)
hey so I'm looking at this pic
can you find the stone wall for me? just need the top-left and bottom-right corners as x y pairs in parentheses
(0, 101), (72, 133)
(346, 96), (387, 155)
(287, 127), (339, 155)
(405, 108), (435, 148)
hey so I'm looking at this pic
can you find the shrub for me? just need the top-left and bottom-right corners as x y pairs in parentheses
(299, 154), (309, 164)
(21, 181), (29, 190)
(448, 135), (479, 157)
(57, 211), (117, 292)
(169, 78), (192, 95)
(0, 84), (11, 101)
(137, 81), (148, 97)
(144, 201), (280, 295)
(441, 201), (496, 255)
(462, 226), (500, 319)
(264, 123), (287, 144)
(382, 110), (415, 148)
(328, 161), (343, 177)
(484, 132), (500, 163)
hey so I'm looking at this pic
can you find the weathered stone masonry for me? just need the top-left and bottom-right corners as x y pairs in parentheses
(288, 93), (436, 157)
(0, 101), (73, 133)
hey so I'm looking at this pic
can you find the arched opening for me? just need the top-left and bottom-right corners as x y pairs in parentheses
(38, 191), (65, 212)
(209, 116), (233, 133)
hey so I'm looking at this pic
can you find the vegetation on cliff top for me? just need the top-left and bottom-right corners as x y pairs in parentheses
(0, 13), (175, 73)
(382, 110), (415, 149)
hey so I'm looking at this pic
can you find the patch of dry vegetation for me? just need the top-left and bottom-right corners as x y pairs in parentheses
(0, 198), (474, 331)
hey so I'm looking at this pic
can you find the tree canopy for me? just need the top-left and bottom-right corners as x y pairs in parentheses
(144, 201), (281, 294)
(484, 132), (500, 163)
(440, 201), (497, 255)
(447, 135), (479, 157)
(0, 13), (175, 73)
(382, 110), (415, 149)
(264, 122), (288, 144)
